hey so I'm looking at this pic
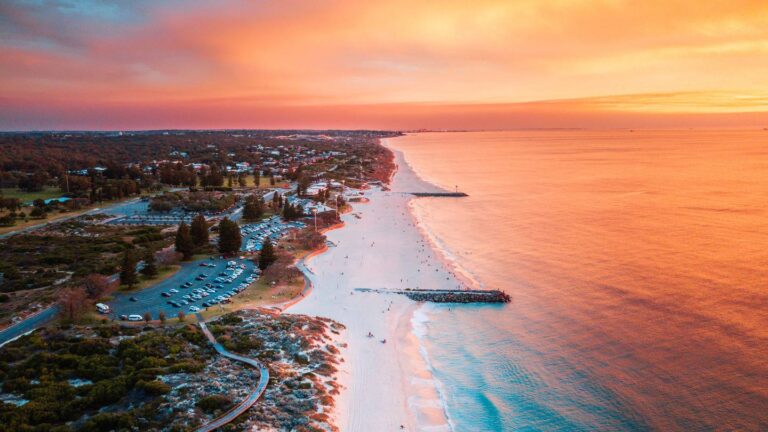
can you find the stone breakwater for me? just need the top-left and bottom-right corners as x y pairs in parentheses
(410, 192), (468, 197)
(356, 288), (511, 303)
(402, 288), (510, 303)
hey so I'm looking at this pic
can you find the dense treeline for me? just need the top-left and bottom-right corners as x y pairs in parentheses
(0, 130), (399, 193)
(150, 191), (236, 213)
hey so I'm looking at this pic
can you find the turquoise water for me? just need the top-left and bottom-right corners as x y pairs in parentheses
(419, 303), (650, 431)
(391, 130), (768, 431)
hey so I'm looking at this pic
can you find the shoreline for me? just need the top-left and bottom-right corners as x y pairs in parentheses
(383, 137), (485, 293)
(286, 137), (463, 431)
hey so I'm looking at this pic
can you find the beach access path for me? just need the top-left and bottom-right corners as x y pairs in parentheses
(195, 313), (269, 432)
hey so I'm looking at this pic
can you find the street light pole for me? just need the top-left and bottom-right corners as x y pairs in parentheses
(335, 195), (339, 220)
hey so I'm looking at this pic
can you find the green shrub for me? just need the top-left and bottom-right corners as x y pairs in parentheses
(196, 394), (233, 413)
(136, 379), (170, 395)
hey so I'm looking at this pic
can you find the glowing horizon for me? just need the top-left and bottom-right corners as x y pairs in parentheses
(1, 0), (767, 130)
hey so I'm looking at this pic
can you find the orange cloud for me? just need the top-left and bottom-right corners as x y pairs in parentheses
(1, 0), (767, 129)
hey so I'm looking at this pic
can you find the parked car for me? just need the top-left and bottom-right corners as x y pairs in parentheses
(128, 314), (143, 322)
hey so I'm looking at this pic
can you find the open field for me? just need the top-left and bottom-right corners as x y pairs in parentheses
(0, 186), (64, 202)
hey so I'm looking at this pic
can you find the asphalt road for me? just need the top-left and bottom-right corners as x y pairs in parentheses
(109, 257), (258, 320)
(0, 305), (59, 346)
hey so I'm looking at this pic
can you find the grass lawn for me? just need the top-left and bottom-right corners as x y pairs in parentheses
(196, 275), (304, 321)
(0, 186), (64, 202)
(119, 265), (181, 292)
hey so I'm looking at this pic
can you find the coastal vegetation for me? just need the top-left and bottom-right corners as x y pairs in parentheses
(207, 310), (345, 431)
(0, 323), (225, 431)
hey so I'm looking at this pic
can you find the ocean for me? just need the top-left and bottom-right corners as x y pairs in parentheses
(387, 130), (768, 431)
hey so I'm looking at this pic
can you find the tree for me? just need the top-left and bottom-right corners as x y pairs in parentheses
(259, 238), (276, 271)
(83, 274), (113, 299)
(60, 287), (88, 322)
(143, 312), (152, 322)
(158, 311), (166, 324)
(140, 249), (158, 278)
(175, 222), (194, 260)
(204, 165), (224, 187)
(218, 218), (242, 255)
(30, 206), (46, 218)
(242, 197), (263, 221)
(120, 250), (138, 288)
(190, 214), (209, 248)
(177, 311), (186, 322)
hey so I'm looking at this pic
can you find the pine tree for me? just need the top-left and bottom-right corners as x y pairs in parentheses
(218, 218), (242, 255)
(190, 214), (209, 247)
(282, 202), (291, 220)
(175, 222), (194, 260)
(141, 249), (158, 278)
(243, 197), (262, 221)
(120, 250), (138, 287)
(259, 238), (276, 271)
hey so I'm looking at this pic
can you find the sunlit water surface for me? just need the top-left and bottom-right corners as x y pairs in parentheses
(388, 130), (768, 431)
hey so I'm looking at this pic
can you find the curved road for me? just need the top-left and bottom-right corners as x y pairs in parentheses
(0, 305), (59, 347)
(196, 314), (269, 432)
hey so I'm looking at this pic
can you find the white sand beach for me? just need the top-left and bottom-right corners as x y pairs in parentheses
(287, 140), (461, 431)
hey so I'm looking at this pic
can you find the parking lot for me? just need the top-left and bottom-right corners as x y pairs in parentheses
(109, 257), (259, 320)
(241, 216), (306, 253)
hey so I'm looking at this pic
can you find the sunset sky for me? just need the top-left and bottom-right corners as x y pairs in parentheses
(1, 0), (767, 130)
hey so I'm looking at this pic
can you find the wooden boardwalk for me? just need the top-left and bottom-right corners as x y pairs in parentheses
(195, 314), (269, 432)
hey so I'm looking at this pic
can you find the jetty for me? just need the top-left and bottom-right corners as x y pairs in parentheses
(410, 192), (468, 197)
(355, 288), (510, 303)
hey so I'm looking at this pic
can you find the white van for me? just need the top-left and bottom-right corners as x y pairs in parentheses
(128, 314), (144, 321)
(95, 303), (111, 314)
